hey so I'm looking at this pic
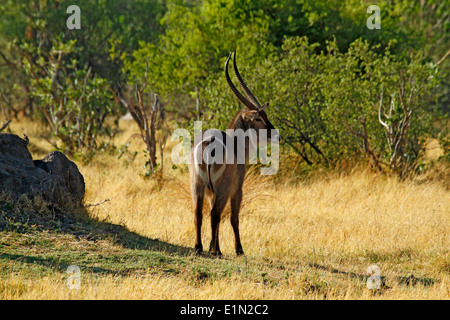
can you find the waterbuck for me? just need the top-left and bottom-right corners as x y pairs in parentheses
(189, 51), (279, 256)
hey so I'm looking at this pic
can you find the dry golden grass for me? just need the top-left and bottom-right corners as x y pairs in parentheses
(1, 118), (449, 299)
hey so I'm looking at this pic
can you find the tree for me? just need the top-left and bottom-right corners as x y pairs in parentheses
(203, 36), (444, 175)
(21, 39), (116, 154)
(123, 0), (273, 120)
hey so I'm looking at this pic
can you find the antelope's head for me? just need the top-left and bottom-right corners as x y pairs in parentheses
(225, 51), (280, 144)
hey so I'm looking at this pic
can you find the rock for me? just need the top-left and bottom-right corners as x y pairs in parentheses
(0, 133), (33, 164)
(0, 133), (85, 206)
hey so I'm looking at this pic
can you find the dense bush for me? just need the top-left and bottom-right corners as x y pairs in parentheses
(0, 0), (448, 175)
(0, 0), (166, 155)
(21, 39), (117, 154)
(202, 36), (443, 175)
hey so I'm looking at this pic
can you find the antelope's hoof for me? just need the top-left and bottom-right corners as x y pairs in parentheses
(209, 249), (223, 257)
(236, 248), (244, 256)
(194, 244), (203, 255)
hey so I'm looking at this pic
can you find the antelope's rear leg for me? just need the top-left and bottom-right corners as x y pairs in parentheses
(209, 194), (228, 257)
(230, 190), (244, 256)
(193, 189), (205, 255)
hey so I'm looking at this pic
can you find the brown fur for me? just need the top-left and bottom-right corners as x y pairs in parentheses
(189, 109), (276, 256)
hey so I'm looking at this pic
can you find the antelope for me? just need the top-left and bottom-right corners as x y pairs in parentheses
(189, 51), (279, 256)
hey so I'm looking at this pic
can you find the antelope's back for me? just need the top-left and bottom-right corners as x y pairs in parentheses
(190, 129), (231, 189)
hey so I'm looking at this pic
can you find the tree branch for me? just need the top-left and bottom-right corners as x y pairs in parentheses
(435, 48), (450, 66)
(0, 119), (11, 132)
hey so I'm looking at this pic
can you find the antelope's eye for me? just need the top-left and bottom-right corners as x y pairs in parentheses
(255, 118), (262, 122)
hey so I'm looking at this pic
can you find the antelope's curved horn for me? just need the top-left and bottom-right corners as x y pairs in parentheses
(225, 52), (258, 110)
(232, 50), (261, 108)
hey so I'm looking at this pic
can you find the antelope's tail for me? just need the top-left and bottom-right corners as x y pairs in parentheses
(206, 141), (214, 195)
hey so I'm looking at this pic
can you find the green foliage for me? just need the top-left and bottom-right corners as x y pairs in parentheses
(0, 0), (166, 84)
(123, 0), (274, 118)
(0, 0), (448, 174)
(203, 36), (443, 175)
(21, 38), (117, 154)
(0, 0), (166, 155)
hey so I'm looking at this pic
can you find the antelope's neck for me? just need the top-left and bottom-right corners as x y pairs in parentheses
(227, 110), (247, 131)
(227, 111), (254, 165)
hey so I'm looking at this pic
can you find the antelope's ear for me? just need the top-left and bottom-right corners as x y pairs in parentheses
(260, 102), (269, 112)
(241, 110), (257, 122)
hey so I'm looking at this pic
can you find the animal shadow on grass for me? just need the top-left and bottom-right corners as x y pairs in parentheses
(7, 194), (192, 249)
(0, 198), (194, 276)
(70, 212), (192, 255)
(309, 263), (437, 289)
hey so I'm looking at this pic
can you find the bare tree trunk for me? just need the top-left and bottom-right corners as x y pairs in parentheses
(0, 120), (11, 132)
(344, 118), (383, 173)
(117, 86), (167, 178)
(378, 72), (419, 178)
(196, 86), (200, 121)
